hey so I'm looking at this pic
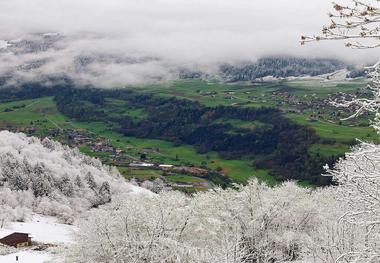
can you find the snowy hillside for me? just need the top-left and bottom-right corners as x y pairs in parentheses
(0, 131), (145, 224)
(0, 131), (150, 262)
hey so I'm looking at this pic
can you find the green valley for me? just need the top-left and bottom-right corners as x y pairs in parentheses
(0, 78), (376, 191)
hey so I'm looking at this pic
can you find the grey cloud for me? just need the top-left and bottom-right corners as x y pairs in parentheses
(0, 0), (377, 86)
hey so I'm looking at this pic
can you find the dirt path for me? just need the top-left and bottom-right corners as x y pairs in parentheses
(24, 100), (40, 109)
(45, 116), (63, 130)
(232, 96), (254, 102)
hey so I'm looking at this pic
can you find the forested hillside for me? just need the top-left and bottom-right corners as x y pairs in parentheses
(220, 57), (347, 81)
(55, 87), (336, 185)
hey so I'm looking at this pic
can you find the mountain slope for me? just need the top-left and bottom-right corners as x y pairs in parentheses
(219, 57), (347, 81)
(0, 131), (145, 224)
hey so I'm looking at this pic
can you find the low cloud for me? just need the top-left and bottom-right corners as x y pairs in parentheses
(0, 0), (376, 87)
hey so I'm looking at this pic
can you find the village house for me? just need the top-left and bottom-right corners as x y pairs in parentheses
(159, 164), (174, 169)
(128, 162), (155, 168)
(0, 232), (32, 248)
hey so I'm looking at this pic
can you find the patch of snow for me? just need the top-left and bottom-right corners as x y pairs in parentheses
(9, 38), (22, 43)
(286, 75), (314, 81)
(266, 69), (352, 82)
(42, 32), (59, 37)
(256, 76), (280, 82)
(0, 229), (15, 239)
(318, 69), (350, 81)
(129, 184), (156, 196)
(0, 251), (51, 263)
(0, 214), (75, 244)
(0, 40), (9, 49)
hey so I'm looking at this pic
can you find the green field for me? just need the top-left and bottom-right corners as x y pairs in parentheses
(121, 168), (162, 181)
(309, 144), (351, 158)
(140, 79), (366, 108)
(166, 174), (209, 184)
(0, 97), (75, 134)
(287, 113), (378, 142)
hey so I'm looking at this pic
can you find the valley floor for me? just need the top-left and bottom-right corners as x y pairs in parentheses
(0, 78), (376, 189)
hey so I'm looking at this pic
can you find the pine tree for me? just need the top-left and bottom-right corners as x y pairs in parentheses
(8, 172), (29, 191)
(75, 175), (83, 188)
(59, 174), (74, 197)
(99, 181), (111, 203)
(31, 162), (53, 197)
(85, 172), (97, 190)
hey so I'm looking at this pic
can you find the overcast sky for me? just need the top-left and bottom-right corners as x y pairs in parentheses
(0, 0), (378, 86)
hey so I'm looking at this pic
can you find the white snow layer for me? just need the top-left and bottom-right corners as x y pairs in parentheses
(0, 214), (75, 244)
(1, 251), (51, 263)
(0, 40), (9, 49)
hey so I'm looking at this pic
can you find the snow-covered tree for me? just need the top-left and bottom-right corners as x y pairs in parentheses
(302, 1), (380, 49)
(59, 174), (75, 197)
(31, 162), (54, 197)
(66, 180), (345, 263)
(7, 164), (30, 191)
(75, 174), (83, 188)
(323, 142), (380, 263)
(85, 172), (97, 190)
(98, 181), (111, 204)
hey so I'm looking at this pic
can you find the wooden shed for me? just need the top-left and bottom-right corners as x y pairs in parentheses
(0, 232), (32, 248)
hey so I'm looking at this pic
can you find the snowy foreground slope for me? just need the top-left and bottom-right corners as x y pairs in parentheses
(0, 214), (75, 263)
(0, 214), (75, 244)
(1, 251), (51, 263)
(0, 131), (150, 262)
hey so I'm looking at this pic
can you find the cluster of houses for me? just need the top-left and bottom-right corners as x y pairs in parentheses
(91, 141), (115, 154)
(247, 89), (361, 124)
(65, 129), (128, 161)
(64, 130), (213, 190)
(66, 129), (92, 145)
(197, 86), (362, 125)
(198, 90), (238, 100)
(128, 162), (209, 176)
